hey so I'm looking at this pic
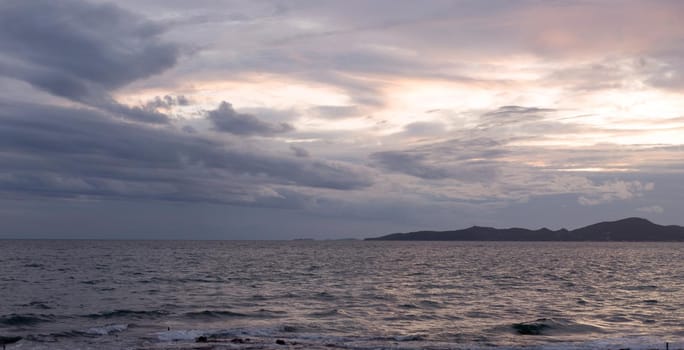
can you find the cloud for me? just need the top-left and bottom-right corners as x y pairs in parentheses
(0, 0), (180, 123)
(578, 181), (654, 206)
(475, 105), (568, 136)
(370, 138), (502, 182)
(546, 59), (640, 91)
(208, 101), (294, 136)
(367, 118), (665, 208)
(309, 105), (361, 119)
(636, 205), (665, 214)
(0, 101), (372, 206)
(3, 1), (684, 238)
(400, 121), (447, 137)
(0, 0), (177, 88)
(481, 105), (554, 120)
(144, 95), (191, 111)
(290, 145), (310, 158)
(642, 51), (684, 91)
(371, 151), (450, 180)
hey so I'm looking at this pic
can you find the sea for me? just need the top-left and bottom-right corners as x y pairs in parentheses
(1, 240), (683, 350)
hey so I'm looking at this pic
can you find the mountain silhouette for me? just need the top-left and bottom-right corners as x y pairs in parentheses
(366, 217), (684, 241)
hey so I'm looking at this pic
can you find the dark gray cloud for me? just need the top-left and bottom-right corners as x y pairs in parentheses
(370, 142), (501, 182)
(290, 145), (310, 158)
(472, 105), (589, 141)
(0, 101), (372, 206)
(371, 151), (451, 180)
(103, 99), (171, 124)
(208, 101), (294, 136)
(373, 115), (514, 183)
(0, 0), (180, 123)
(144, 95), (191, 111)
(0, 0), (177, 88)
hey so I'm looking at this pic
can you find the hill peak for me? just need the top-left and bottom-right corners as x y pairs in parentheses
(611, 217), (654, 224)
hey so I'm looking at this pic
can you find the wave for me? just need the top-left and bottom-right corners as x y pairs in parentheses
(600, 315), (633, 323)
(392, 334), (426, 341)
(150, 326), (679, 350)
(314, 291), (336, 300)
(0, 313), (53, 326)
(155, 325), (282, 342)
(82, 323), (128, 335)
(510, 318), (603, 335)
(280, 325), (298, 333)
(79, 279), (107, 285)
(156, 329), (207, 342)
(182, 310), (248, 319)
(620, 284), (659, 291)
(419, 299), (441, 308)
(19, 301), (52, 310)
(178, 277), (226, 284)
(24, 325), (678, 350)
(23, 263), (44, 268)
(24, 324), (129, 343)
(307, 309), (349, 318)
(254, 309), (288, 318)
(84, 309), (169, 319)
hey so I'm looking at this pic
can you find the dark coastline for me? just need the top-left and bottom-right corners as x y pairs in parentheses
(367, 217), (684, 241)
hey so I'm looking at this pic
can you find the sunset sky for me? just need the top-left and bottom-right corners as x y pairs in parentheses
(1, 0), (683, 239)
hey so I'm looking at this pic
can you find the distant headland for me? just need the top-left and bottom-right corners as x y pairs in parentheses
(366, 217), (684, 241)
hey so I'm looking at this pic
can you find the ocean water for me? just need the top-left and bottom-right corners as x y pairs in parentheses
(1, 240), (683, 350)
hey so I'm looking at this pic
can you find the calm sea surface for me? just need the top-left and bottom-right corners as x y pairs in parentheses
(1, 240), (683, 349)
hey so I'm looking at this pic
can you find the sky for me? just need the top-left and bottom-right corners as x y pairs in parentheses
(1, 0), (684, 239)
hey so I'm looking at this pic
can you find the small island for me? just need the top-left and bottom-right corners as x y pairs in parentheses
(366, 217), (684, 241)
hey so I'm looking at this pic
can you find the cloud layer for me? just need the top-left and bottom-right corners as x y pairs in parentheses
(0, 0), (179, 123)
(1, 0), (684, 238)
(208, 101), (294, 135)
